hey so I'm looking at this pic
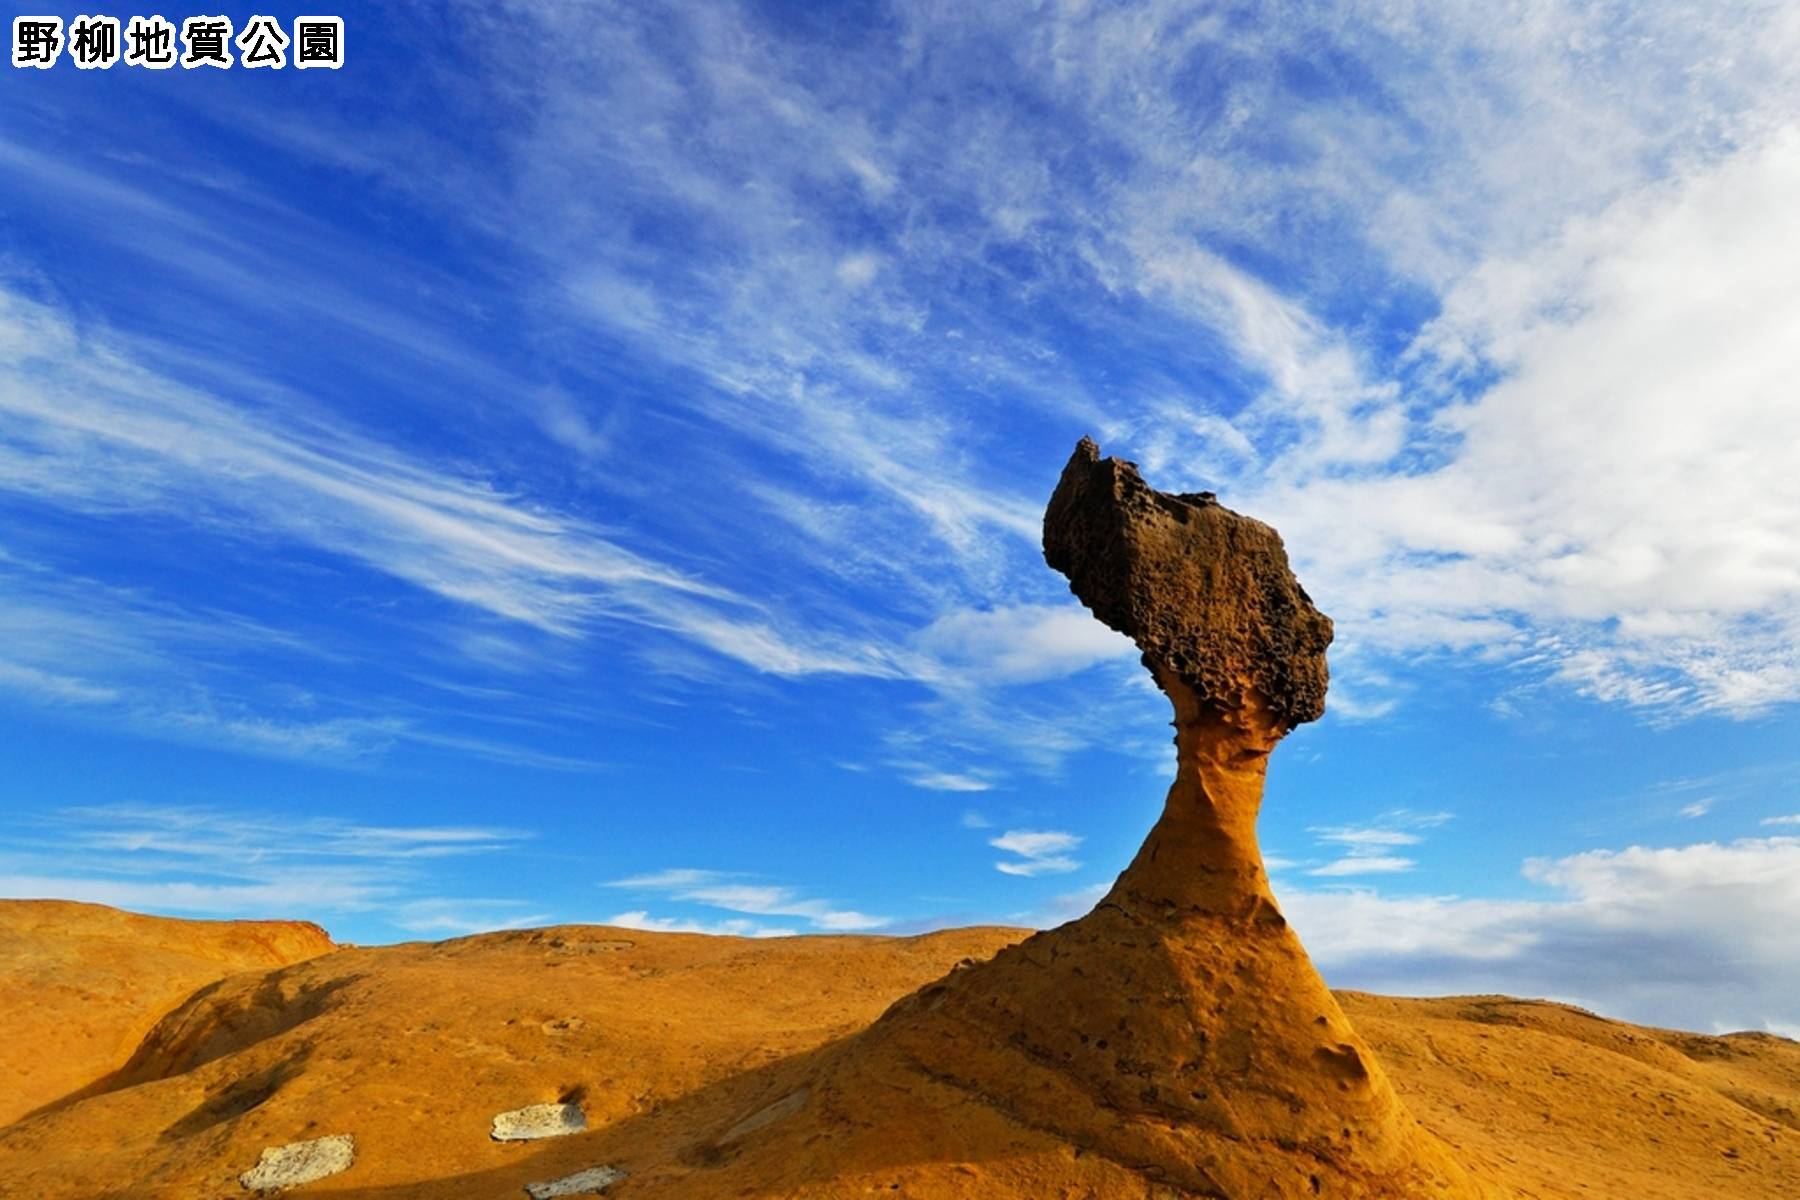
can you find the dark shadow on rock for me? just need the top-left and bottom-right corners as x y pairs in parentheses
(159, 1044), (314, 1141)
(10, 968), (361, 1127)
(311, 1038), (833, 1200)
(306, 1024), (1070, 1200)
(109, 969), (361, 1088)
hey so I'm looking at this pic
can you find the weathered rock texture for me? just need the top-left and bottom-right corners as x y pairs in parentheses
(772, 439), (1492, 1197)
(491, 1101), (587, 1142)
(1042, 437), (1333, 731)
(238, 1133), (354, 1191)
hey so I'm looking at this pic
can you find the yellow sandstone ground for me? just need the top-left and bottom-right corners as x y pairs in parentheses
(0, 904), (1795, 1199)
(0, 899), (334, 1126)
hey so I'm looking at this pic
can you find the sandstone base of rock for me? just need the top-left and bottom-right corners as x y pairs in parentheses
(678, 689), (1494, 1197)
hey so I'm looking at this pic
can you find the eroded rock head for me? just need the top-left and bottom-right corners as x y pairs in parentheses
(1043, 437), (1332, 731)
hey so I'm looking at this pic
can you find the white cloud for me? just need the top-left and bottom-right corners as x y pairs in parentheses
(0, 659), (120, 704)
(0, 874), (381, 916)
(48, 804), (530, 863)
(606, 910), (797, 939)
(991, 829), (1082, 877)
(959, 810), (992, 829)
(1308, 855), (1416, 878)
(1303, 815), (1444, 876)
(602, 867), (885, 932)
(1313, 828), (1423, 849)
(990, 830), (1081, 858)
(0, 286), (896, 683)
(1322, 688), (1401, 722)
(913, 604), (1136, 685)
(1233, 130), (1800, 716)
(1279, 836), (1800, 1034)
(606, 868), (719, 891)
(1762, 815), (1800, 827)
(909, 771), (992, 793)
(835, 253), (881, 289)
(996, 859), (1078, 878)
(490, 2), (1796, 722)
(1679, 799), (1714, 819)
(0, 804), (538, 929)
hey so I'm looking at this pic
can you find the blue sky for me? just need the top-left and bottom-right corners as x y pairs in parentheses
(3, 2), (1799, 1035)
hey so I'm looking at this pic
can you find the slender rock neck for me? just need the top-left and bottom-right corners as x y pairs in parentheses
(1105, 670), (1285, 916)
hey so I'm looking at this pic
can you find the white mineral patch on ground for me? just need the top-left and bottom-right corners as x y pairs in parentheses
(238, 1134), (355, 1191)
(524, 1164), (627, 1197)
(490, 1101), (587, 1141)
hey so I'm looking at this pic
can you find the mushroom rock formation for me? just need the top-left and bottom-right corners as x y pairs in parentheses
(808, 440), (1491, 1198)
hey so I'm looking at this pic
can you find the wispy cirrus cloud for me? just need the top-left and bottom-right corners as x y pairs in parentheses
(0, 549), (594, 768)
(605, 910), (797, 939)
(51, 804), (531, 862)
(0, 286), (879, 666)
(0, 264), (1139, 781)
(906, 771), (993, 794)
(0, 279), (931, 771)
(603, 867), (885, 933)
(1302, 810), (1453, 877)
(1307, 855), (1415, 879)
(432, 0), (1800, 725)
(912, 605), (1136, 686)
(990, 829), (1083, 877)
(0, 803), (539, 929)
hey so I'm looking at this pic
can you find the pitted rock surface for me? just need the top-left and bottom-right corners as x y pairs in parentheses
(1044, 436), (1332, 730)
(238, 1133), (354, 1191)
(491, 1101), (586, 1141)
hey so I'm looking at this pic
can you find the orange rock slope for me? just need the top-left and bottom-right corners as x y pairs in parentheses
(0, 899), (333, 1126)
(0, 914), (1796, 1198)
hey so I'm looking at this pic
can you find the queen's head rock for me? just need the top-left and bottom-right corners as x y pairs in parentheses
(730, 439), (1499, 1198)
(1044, 435), (1332, 732)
